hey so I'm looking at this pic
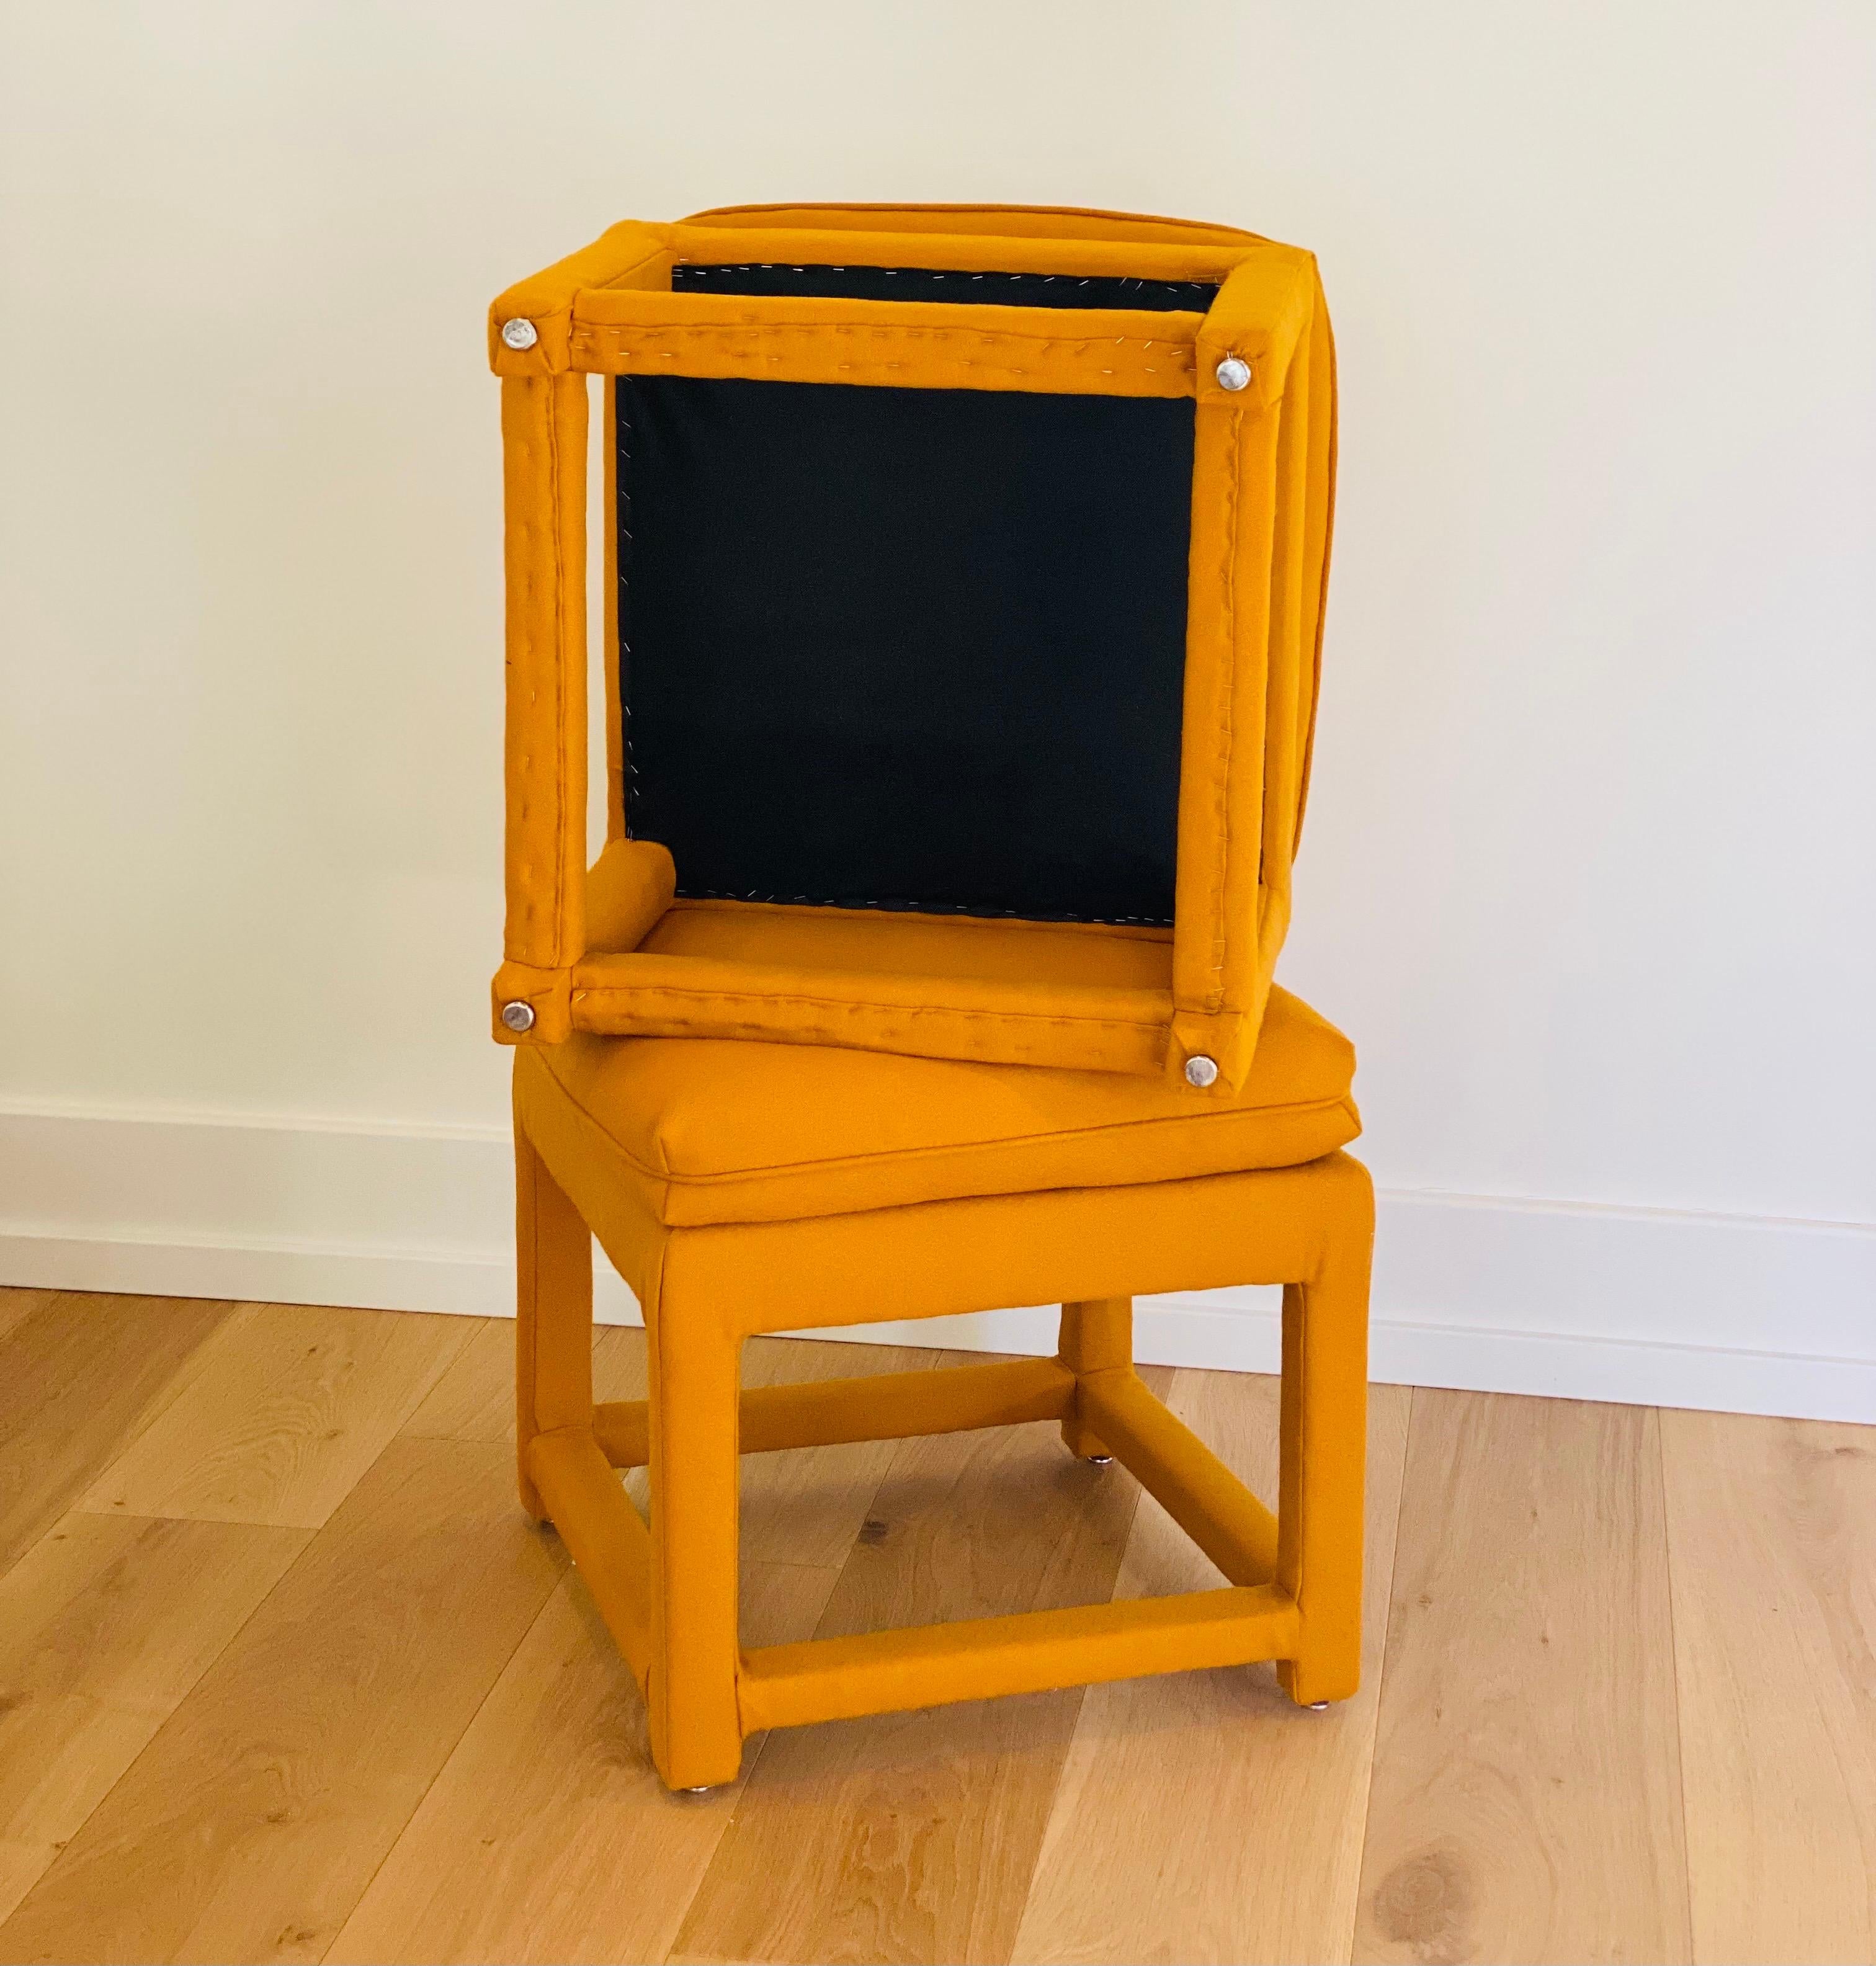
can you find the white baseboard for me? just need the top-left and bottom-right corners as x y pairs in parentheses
(2, 1102), (1872, 1424)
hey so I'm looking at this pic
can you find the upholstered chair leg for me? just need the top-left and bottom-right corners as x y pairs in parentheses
(645, 1282), (746, 1791)
(1059, 1297), (1133, 1460)
(1275, 1177), (1374, 1707)
(514, 1121), (594, 1521)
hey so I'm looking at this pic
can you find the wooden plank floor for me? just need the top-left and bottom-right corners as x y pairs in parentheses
(0, 1288), (1870, 1965)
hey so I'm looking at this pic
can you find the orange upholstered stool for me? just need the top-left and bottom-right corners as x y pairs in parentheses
(511, 985), (1372, 1790)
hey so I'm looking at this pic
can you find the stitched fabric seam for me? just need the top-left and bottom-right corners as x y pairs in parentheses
(1205, 411), (1240, 1010)
(535, 1067), (1357, 1191)
(570, 983), (1165, 1030)
(679, 202), (1262, 243)
(666, 899), (1172, 945)
(616, 377), (636, 851)
(574, 324), (1198, 356)
(666, 1092), (1359, 1189)
(544, 382), (569, 968)
(671, 885), (1169, 928)
(670, 262), (1219, 310)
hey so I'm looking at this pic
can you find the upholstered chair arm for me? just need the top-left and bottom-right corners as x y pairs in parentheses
(492, 372), (589, 1044)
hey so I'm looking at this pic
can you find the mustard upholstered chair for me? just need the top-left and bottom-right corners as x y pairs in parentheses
(490, 204), (1371, 1791)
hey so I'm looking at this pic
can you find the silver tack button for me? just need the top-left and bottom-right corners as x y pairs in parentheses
(1214, 355), (1251, 392)
(501, 1001), (536, 1032)
(500, 318), (539, 351)
(1184, 1055), (1219, 1088)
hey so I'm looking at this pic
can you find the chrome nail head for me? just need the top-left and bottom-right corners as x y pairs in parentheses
(1184, 1055), (1220, 1088)
(1215, 354), (1252, 391)
(501, 1000), (536, 1033)
(501, 318), (539, 351)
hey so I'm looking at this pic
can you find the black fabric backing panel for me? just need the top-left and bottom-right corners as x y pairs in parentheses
(618, 293), (1197, 924)
(672, 261), (1218, 314)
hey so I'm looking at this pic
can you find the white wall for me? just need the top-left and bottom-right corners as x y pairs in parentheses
(4, 2), (1874, 1416)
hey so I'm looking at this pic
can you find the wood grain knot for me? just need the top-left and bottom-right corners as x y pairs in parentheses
(1370, 1844), (1473, 1957)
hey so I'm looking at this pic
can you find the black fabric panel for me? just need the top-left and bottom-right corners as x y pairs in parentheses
(672, 260), (1218, 314)
(618, 373), (1194, 926)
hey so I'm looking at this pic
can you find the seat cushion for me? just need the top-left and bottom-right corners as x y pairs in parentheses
(516, 985), (1359, 1229)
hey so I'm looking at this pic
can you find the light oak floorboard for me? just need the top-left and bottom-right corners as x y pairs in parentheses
(0, 1289), (53, 1347)
(669, 1378), (1169, 1966)
(1354, 1389), (1691, 1966)
(12, 1297), (1870, 1965)
(1661, 1407), (1876, 1965)
(1013, 1370), (1411, 1966)
(401, 1320), (651, 1443)
(0, 1511), (308, 1924)
(326, 1553), (839, 1964)
(735, 1338), (945, 1570)
(0, 1292), (235, 1576)
(76, 1302), (476, 1530)
(329, 1339), (938, 1965)
(406, 1328), (939, 1575)
(394, 1315), (506, 1437)
(0, 1437), (566, 1966)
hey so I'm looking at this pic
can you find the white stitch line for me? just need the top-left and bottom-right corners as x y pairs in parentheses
(672, 886), (1171, 927)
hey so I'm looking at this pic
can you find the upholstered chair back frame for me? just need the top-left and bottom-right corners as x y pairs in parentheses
(489, 203), (1336, 1093)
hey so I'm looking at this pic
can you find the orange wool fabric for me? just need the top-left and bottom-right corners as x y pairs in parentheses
(512, 1035), (1372, 1786)
(516, 982), (1357, 1228)
(494, 205), (1369, 1793)
(489, 202), (1337, 1096)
